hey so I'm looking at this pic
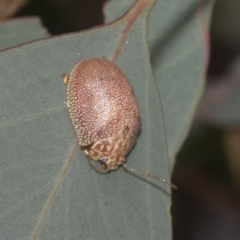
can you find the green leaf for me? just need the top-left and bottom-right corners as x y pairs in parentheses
(0, 17), (49, 51)
(0, 1), (173, 239)
(104, 0), (215, 165)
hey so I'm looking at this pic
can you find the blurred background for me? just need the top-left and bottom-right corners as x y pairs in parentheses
(1, 0), (240, 239)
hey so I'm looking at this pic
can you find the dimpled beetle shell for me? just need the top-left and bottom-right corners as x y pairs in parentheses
(67, 58), (141, 171)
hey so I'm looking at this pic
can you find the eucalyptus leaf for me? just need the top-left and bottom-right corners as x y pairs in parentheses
(0, 17), (49, 51)
(104, 0), (215, 165)
(0, 1), (172, 239)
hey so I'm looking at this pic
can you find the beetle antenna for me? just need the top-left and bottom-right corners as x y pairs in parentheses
(123, 163), (177, 190)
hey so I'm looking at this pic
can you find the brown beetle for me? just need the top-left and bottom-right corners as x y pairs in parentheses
(66, 57), (176, 189)
(66, 57), (140, 171)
